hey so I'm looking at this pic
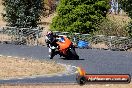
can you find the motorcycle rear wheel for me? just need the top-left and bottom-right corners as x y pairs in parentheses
(69, 48), (79, 60)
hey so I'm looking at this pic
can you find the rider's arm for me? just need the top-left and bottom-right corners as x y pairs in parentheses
(53, 34), (59, 38)
(45, 35), (50, 47)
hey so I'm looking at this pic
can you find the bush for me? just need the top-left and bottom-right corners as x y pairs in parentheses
(95, 15), (130, 37)
(126, 21), (132, 38)
(119, 0), (132, 38)
(50, 0), (110, 33)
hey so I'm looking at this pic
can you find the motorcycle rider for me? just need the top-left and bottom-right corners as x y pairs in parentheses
(45, 31), (79, 60)
(45, 31), (59, 59)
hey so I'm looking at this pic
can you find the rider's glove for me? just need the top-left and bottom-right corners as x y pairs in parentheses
(50, 46), (56, 49)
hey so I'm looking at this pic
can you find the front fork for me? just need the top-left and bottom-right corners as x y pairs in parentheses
(48, 48), (51, 57)
(48, 48), (55, 59)
(48, 47), (59, 59)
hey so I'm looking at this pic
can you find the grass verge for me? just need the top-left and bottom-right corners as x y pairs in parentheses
(0, 56), (65, 79)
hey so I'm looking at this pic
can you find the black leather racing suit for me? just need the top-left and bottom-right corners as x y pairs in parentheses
(45, 34), (59, 59)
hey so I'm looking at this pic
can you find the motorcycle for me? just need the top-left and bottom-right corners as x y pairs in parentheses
(46, 35), (79, 60)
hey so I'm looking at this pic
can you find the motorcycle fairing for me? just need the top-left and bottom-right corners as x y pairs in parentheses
(56, 37), (72, 55)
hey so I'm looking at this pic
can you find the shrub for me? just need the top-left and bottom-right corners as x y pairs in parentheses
(50, 0), (110, 33)
(95, 15), (130, 37)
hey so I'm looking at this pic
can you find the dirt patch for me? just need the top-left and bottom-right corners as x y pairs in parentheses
(0, 34), (12, 42)
(91, 43), (108, 49)
(127, 48), (132, 52)
(0, 56), (65, 79)
(0, 83), (132, 88)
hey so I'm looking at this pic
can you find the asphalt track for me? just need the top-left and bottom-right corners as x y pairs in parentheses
(0, 44), (132, 84)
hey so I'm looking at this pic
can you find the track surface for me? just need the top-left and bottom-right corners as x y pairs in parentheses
(0, 44), (132, 84)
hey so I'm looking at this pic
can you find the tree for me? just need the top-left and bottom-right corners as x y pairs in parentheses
(2, 0), (44, 28)
(119, 0), (131, 17)
(50, 0), (110, 33)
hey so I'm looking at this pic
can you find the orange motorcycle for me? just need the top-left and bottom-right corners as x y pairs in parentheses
(47, 35), (79, 60)
(56, 36), (79, 59)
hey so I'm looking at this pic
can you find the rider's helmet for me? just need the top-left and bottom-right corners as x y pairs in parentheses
(46, 31), (55, 43)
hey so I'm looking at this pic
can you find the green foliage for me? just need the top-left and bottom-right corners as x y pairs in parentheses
(2, 0), (44, 28)
(126, 21), (132, 38)
(50, 0), (110, 33)
(119, 0), (132, 18)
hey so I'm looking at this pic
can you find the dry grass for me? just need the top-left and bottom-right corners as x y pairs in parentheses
(0, 34), (12, 42)
(108, 14), (131, 26)
(96, 14), (131, 37)
(127, 48), (132, 52)
(0, 83), (132, 88)
(108, 14), (130, 36)
(0, 56), (65, 79)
